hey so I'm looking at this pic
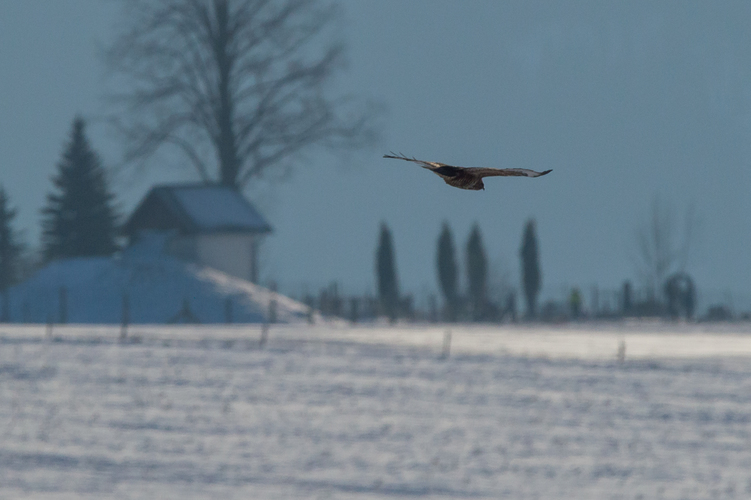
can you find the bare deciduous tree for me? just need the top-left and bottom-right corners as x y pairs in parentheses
(106, 0), (378, 188)
(634, 196), (696, 300)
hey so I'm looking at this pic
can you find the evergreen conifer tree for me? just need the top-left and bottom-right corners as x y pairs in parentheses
(375, 222), (399, 323)
(0, 186), (23, 322)
(436, 222), (459, 321)
(41, 117), (119, 261)
(520, 219), (541, 319)
(466, 223), (488, 321)
(0, 187), (22, 287)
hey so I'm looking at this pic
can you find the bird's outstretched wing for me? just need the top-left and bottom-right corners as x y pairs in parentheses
(383, 152), (551, 178)
(383, 152), (447, 170)
(465, 167), (552, 178)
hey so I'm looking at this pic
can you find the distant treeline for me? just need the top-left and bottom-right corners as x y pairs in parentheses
(297, 221), (745, 324)
(298, 219), (543, 324)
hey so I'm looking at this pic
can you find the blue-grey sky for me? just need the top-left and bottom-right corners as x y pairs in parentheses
(2, 1), (751, 310)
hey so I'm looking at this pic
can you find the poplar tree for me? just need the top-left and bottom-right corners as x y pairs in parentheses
(376, 222), (399, 323)
(520, 219), (541, 319)
(436, 222), (459, 321)
(466, 223), (488, 321)
(41, 117), (119, 261)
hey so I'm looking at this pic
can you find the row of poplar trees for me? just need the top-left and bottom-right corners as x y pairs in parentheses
(0, 117), (120, 316)
(375, 220), (541, 323)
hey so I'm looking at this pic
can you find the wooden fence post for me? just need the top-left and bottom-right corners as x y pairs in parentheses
(58, 286), (67, 325)
(260, 323), (269, 348)
(440, 330), (451, 359)
(617, 339), (626, 364)
(225, 298), (233, 324)
(1, 290), (8, 323)
(268, 282), (278, 324)
(120, 294), (130, 340)
(349, 297), (359, 324)
(46, 313), (53, 338)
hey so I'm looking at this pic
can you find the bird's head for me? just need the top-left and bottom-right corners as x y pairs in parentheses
(473, 179), (485, 191)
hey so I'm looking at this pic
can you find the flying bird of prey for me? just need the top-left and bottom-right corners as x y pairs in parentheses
(383, 152), (552, 191)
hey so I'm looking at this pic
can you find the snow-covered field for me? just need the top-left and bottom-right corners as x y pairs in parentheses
(2, 323), (751, 499)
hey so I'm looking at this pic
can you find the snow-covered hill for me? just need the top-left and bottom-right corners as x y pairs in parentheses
(4, 237), (320, 324)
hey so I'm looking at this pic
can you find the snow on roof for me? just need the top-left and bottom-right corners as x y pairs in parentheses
(125, 183), (272, 235)
(169, 185), (272, 232)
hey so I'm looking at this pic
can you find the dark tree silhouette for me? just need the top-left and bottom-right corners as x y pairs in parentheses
(663, 272), (696, 320)
(106, 0), (378, 188)
(41, 118), (119, 261)
(0, 186), (22, 289)
(375, 222), (399, 323)
(466, 223), (488, 321)
(0, 186), (24, 322)
(520, 219), (541, 319)
(436, 222), (459, 321)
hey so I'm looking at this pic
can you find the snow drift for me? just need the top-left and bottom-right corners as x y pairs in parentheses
(4, 236), (318, 325)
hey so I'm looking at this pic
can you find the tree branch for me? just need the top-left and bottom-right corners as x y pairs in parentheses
(104, 0), (379, 188)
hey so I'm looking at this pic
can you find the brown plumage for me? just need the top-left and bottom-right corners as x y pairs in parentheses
(383, 152), (552, 191)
